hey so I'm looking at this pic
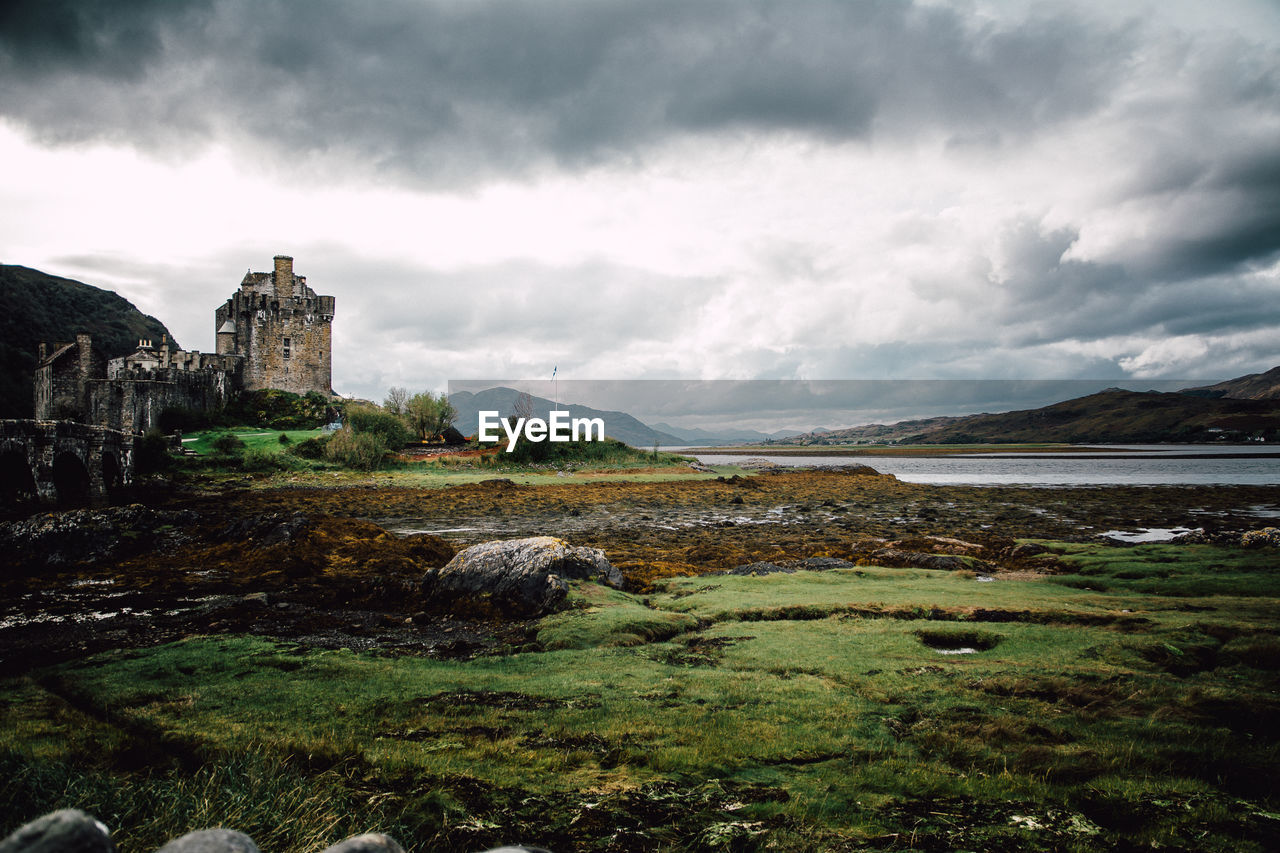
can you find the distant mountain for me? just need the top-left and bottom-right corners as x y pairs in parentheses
(905, 388), (1280, 444)
(777, 382), (1280, 446)
(449, 387), (683, 448)
(768, 367), (1280, 446)
(0, 265), (177, 418)
(648, 422), (805, 446)
(1182, 366), (1280, 400)
(777, 416), (964, 446)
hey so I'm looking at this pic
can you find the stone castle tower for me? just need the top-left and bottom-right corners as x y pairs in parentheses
(214, 255), (335, 395)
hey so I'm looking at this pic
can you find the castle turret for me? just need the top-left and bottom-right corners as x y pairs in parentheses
(273, 255), (293, 297)
(216, 254), (334, 395)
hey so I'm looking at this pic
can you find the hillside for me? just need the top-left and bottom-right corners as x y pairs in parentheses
(0, 265), (177, 418)
(770, 368), (1280, 446)
(776, 415), (965, 446)
(906, 388), (1280, 444)
(448, 387), (683, 448)
(649, 422), (804, 446)
(1182, 366), (1280, 400)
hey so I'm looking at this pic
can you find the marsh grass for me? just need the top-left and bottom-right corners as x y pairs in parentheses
(3, 543), (1279, 850)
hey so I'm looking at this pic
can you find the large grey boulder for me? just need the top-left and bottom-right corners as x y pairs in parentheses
(318, 834), (405, 853)
(0, 810), (114, 853)
(424, 536), (622, 616)
(155, 829), (259, 853)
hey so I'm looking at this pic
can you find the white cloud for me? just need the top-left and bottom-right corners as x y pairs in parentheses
(1, 0), (1278, 416)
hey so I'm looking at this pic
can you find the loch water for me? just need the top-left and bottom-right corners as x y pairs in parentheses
(685, 445), (1280, 487)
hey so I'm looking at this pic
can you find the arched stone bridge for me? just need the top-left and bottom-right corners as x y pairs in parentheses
(0, 420), (136, 506)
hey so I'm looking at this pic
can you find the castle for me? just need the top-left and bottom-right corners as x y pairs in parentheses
(34, 256), (335, 433)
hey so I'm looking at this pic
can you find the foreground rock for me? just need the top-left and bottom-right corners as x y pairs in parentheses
(0, 811), (547, 853)
(424, 536), (622, 617)
(0, 505), (199, 574)
(0, 810), (114, 853)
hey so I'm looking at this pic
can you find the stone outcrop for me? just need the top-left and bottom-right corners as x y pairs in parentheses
(0, 504), (198, 573)
(0, 811), (548, 853)
(0, 810), (113, 853)
(424, 536), (621, 616)
(869, 548), (991, 572)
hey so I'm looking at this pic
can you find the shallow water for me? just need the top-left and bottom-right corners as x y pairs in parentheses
(691, 445), (1280, 486)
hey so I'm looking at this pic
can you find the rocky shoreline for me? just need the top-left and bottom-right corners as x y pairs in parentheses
(2, 470), (1277, 675)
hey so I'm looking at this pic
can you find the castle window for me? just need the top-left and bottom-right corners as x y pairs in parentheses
(283, 337), (291, 359)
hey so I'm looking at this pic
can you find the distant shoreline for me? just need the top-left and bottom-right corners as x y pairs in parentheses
(673, 444), (1278, 460)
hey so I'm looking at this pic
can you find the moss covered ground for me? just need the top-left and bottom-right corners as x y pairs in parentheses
(1, 471), (1278, 851)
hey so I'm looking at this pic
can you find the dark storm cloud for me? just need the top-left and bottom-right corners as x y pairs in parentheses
(0, 0), (1130, 175)
(0, 0), (210, 79)
(989, 215), (1280, 349)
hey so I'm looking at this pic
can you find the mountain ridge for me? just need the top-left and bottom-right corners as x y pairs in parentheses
(449, 387), (683, 448)
(773, 373), (1280, 446)
(0, 264), (177, 419)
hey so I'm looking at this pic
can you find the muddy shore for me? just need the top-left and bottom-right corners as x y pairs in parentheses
(2, 468), (1277, 674)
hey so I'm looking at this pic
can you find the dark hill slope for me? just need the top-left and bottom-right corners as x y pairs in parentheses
(906, 388), (1280, 444)
(449, 387), (682, 448)
(1182, 366), (1280, 400)
(0, 265), (176, 418)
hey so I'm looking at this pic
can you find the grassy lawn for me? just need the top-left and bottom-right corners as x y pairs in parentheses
(180, 427), (327, 456)
(176, 426), (747, 488)
(3, 542), (1277, 851)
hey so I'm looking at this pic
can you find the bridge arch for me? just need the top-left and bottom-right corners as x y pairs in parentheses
(52, 451), (92, 506)
(0, 448), (38, 506)
(0, 420), (137, 508)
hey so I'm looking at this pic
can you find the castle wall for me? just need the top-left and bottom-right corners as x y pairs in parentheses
(34, 337), (105, 421)
(215, 256), (334, 396)
(35, 254), (333, 435)
(86, 365), (240, 434)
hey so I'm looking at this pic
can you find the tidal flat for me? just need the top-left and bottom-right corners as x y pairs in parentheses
(1, 468), (1278, 852)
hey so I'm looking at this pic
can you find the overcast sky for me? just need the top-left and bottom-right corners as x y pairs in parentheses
(2, 0), (1279, 428)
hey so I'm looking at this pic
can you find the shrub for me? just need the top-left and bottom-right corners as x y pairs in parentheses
(323, 427), (389, 470)
(134, 429), (173, 475)
(289, 435), (331, 460)
(504, 436), (649, 465)
(345, 404), (413, 449)
(210, 433), (246, 456)
(225, 389), (332, 430)
(242, 448), (301, 473)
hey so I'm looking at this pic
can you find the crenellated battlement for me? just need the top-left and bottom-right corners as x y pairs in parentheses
(34, 254), (334, 433)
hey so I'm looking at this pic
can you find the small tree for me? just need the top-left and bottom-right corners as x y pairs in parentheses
(406, 391), (457, 442)
(383, 386), (409, 417)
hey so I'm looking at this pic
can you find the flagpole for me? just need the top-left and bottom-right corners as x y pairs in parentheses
(552, 366), (558, 408)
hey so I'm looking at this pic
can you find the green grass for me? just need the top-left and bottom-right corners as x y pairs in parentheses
(1049, 541), (1280, 597)
(181, 427), (326, 456)
(175, 428), (739, 486)
(3, 543), (1278, 851)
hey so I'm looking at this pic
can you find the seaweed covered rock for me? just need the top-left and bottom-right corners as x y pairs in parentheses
(868, 547), (992, 573)
(424, 536), (621, 616)
(0, 505), (198, 574)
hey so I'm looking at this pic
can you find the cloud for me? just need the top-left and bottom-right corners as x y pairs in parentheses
(0, 0), (1150, 184)
(3, 0), (1279, 408)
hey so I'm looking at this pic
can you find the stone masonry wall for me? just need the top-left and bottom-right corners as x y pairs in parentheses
(214, 256), (334, 396)
(85, 366), (238, 434)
